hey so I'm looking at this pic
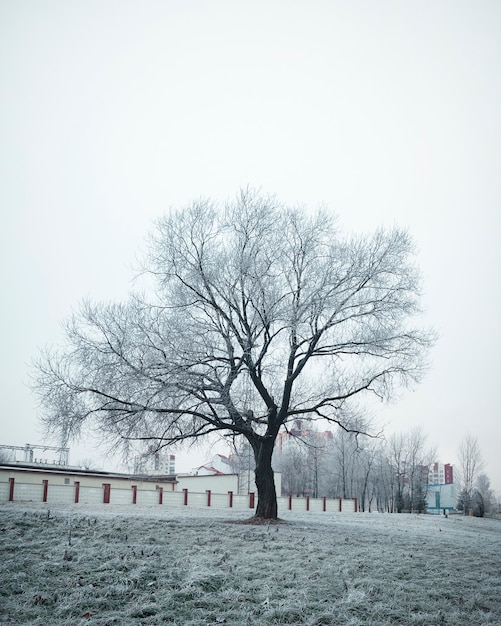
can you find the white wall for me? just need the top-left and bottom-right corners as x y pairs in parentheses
(0, 466), (354, 514)
(426, 483), (457, 512)
(176, 473), (239, 493)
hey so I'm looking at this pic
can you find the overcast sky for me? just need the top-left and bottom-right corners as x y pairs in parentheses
(1, 1), (500, 493)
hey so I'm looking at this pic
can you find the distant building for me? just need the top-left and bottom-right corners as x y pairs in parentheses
(192, 454), (232, 476)
(426, 483), (457, 514)
(275, 420), (333, 453)
(133, 447), (176, 475)
(426, 462), (454, 485)
(422, 462), (456, 514)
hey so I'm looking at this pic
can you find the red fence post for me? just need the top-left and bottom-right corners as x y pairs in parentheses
(249, 492), (255, 509)
(42, 480), (49, 503)
(103, 483), (111, 504)
(158, 487), (163, 505)
(323, 496), (326, 512)
(339, 498), (343, 512)
(288, 495), (292, 510)
(131, 485), (137, 504)
(8, 477), (15, 502)
(228, 491), (233, 508)
(306, 495), (310, 511)
(206, 490), (211, 507)
(183, 488), (188, 506)
(74, 481), (80, 504)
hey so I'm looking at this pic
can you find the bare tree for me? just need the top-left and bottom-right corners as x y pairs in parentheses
(471, 473), (495, 517)
(33, 190), (434, 519)
(457, 434), (485, 515)
(328, 428), (360, 499)
(371, 444), (396, 512)
(387, 432), (409, 512)
(0, 450), (13, 464)
(354, 439), (379, 512)
(278, 443), (311, 497)
(227, 438), (255, 495)
(387, 428), (435, 513)
(274, 423), (333, 498)
(407, 427), (436, 513)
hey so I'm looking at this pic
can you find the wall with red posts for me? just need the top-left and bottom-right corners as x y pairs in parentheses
(0, 466), (357, 513)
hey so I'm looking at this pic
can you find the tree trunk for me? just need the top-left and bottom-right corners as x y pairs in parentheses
(253, 437), (278, 519)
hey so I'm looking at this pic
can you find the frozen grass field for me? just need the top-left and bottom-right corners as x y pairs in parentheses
(1, 504), (500, 625)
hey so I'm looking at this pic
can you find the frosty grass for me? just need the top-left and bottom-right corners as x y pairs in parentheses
(1, 503), (500, 625)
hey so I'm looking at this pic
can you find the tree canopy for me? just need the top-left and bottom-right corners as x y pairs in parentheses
(34, 190), (434, 518)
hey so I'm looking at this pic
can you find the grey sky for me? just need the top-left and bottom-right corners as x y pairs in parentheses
(1, 1), (500, 493)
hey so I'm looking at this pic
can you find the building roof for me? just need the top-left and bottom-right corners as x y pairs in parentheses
(195, 465), (225, 475)
(0, 462), (178, 483)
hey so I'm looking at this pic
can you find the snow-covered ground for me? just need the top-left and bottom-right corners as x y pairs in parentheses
(1, 503), (500, 625)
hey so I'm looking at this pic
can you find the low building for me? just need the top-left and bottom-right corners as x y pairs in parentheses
(426, 482), (457, 514)
(0, 461), (351, 514)
(0, 461), (178, 505)
(0, 459), (258, 507)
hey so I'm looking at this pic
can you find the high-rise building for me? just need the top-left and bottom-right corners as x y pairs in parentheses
(134, 447), (176, 475)
(427, 462), (454, 485)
